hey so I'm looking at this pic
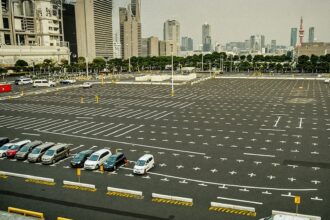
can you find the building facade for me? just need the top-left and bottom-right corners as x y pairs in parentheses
(163, 20), (180, 53)
(308, 27), (315, 43)
(296, 42), (330, 57)
(75, 0), (113, 61)
(148, 36), (159, 57)
(159, 40), (177, 56)
(119, 0), (141, 60)
(290, 28), (298, 47)
(250, 35), (265, 53)
(63, 2), (77, 62)
(181, 36), (193, 51)
(202, 23), (212, 52)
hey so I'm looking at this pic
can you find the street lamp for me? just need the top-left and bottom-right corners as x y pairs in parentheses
(126, 43), (131, 73)
(171, 44), (174, 97)
(201, 52), (204, 71)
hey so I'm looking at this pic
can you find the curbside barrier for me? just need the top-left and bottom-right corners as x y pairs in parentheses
(107, 186), (143, 196)
(152, 193), (193, 203)
(8, 207), (44, 219)
(0, 171), (54, 183)
(63, 180), (95, 189)
(57, 217), (72, 220)
(210, 202), (255, 212)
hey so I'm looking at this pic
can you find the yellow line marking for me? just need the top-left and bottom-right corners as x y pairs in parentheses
(0, 175), (8, 179)
(209, 206), (256, 217)
(152, 198), (193, 207)
(106, 191), (143, 200)
(25, 179), (55, 186)
(63, 184), (96, 192)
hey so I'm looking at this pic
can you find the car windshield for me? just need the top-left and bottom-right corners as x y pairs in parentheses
(0, 145), (9, 150)
(45, 150), (55, 156)
(74, 153), (85, 160)
(106, 156), (117, 164)
(31, 148), (41, 154)
(136, 160), (146, 166)
(19, 146), (29, 153)
(89, 154), (99, 161)
(10, 145), (19, 150)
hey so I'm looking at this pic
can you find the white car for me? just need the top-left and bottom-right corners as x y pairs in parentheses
(81, 82), (93, 88)
(84, 149), (111, 170)
(324, 79), (330, 84)
(60, 79), (76, 84)
(15, 78), (33, 85)
(33, 79), (56, 87)
(133, 154), (155, 174)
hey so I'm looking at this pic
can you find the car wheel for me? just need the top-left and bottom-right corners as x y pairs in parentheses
(144, 169), (147, 175)
(96, 164), (100, 170)
(3, 153), (6, 157)
(52, 159), (56, 164)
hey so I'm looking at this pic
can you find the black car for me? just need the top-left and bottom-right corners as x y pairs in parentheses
(104, 153), (127, 171)
(0, 137), (9, 147)
(70, 149), (94, 168)
(15, 140), (43, 160)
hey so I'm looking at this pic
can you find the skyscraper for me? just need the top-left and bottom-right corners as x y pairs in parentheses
(63, 2), (77, 61)
(308, 27), (315, 43)
(290, 28), (298, 47)
(119, 0), (142, 60)
(202, 23), (212, 52)
(163, 20), (180, 53)
(75, 0), (113, 60)
(148, 36), (159, 57)
(299, 17), (304, 46)
(181, 37), (193, 51)
(250, 35), (265, 52)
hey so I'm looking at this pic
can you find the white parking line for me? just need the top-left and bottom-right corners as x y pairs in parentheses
(92, 123), (124, 136)
(154, 112), (173, 120)
(297, 118), (303, 129)
(114, 125), (144, 137)
(104, 124), (135, 137)
(217, 196), (263, 205)
(273, 116), (281, 127)
(83, 123), (114, 135)
(259, 128), (286, 132)
(21, 133), (41, 137)
(243, 153), (276, 158)
(39, 130), (206, 155)
(179, 102), (195, 109)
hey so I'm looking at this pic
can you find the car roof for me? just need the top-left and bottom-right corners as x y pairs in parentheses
(48, 143), (68, 151)
(24, 141), (42, 147)
(80, 149), (94, 155)
(13, 140), (30, 145)
(138, 154), (153, 160)
(111, 152), (124, 157)
(0, 137), (9, 141)
(35, 142), (55, 149)
(2, 143), (14, 147)
(92, 149), (110, 155)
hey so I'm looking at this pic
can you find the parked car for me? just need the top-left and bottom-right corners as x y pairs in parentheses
(15, 140), (43, 160)
(70, 149), (94, 168)
(84, 149), (111, 170)
(41, 143), (70, 165)
(60, 79), (76, 84)
(81, 82), (93, 88)
(28, 142), (55, 163)
(33, 79), (56, 87)
(104, 153), (127, 171)
(324, 78), (330, 84)
(0, 143), (14, 157)
(133, 154), (155, 175)
(6, 140), (31, 159)
(0, 137), (9, 147)
(15, 77), (33, 85)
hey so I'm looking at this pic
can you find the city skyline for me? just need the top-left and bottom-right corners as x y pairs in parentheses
(115, 0), (330, 48)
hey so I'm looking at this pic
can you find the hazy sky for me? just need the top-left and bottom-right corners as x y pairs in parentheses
(113, 0), (330, 47)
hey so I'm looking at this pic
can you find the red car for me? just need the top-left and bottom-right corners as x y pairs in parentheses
(6, 140), (31, 159)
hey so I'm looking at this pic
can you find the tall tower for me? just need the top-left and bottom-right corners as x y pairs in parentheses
(299, 17), (304, 45)
(202, 23), (211, 52)
(308, 27), (315, 43)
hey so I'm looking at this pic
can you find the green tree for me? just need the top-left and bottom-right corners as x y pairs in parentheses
(15, 59), (28, 68)
(92, 57), (106, 73)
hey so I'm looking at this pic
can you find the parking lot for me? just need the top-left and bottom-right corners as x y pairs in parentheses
(0, 78), (329, 220)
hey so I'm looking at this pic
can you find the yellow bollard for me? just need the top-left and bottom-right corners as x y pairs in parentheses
(8, 96), (12, 101)
(20, 90), (24, 96)
(95, 95), (99, 103)
(100, 164), (104, 174)
(80, 96), (84, 104)
(171, 90), (175, 97)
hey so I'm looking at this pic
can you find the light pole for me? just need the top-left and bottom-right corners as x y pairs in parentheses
(201, 52), (204, 72)
(171, 44), (174, 97)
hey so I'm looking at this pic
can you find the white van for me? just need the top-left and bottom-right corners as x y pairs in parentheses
(133, 154), (155, 174)
(33, 79), (56, 87)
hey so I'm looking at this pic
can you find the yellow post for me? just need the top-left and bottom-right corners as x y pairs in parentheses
(100, 165), (104, 174)
(294, 196), (301, 214)
(20, 90), (24, 96)
(95, 95), (99, 103)
(80, 96), (84, 104)
(77, 168), (81, 183)
(171, 90), (174, 97)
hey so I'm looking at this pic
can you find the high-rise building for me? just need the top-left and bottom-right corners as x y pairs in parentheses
(250, 35), (265, 52)
(75, 0), (113, 60)
(308, 27), (315, 43)
(159, 40), (177, 56)
(63, 2), (77, 62)
(202, 23), (212, 52)
(181, 37), (193, 51)
(113, 32), (121, 59)
(119, 0), (141, 60)
(271, 40), (276, 52)
(141, 38), (148, 57)
(148, 36), (159, 57)
(290, 28), (298, 47)
(163, 20), (180, 52)
(0, 0), (65, 47)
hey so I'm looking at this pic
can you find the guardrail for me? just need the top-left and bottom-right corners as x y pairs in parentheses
(107, 186), (143, 197)
(0, 171), (54, 183)
(63, 180), (96, 190)
(8, 207), (44, 219)
(210, 201), (255, 212)
(152, 193), (193, 203)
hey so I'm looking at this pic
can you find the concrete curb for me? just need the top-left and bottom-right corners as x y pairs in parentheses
(210, 202), (255, 212)
(0, 171), (55, 183)
(152, 193), (193, 203)
(216, 76), (327, 81)
(63, 180), (95, 189)
(107, 186), (143, 196)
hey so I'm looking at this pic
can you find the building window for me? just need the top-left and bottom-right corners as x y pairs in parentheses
(4, 34), (11, 45)
(3, 18), (9, 29)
